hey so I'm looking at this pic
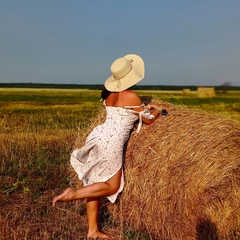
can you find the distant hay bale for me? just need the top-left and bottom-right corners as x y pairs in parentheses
(197, 87), (216, 98)
(182, 88), (191, 95)
(72, 103), (240, 240)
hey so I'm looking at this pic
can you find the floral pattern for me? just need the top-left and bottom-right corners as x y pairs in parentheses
(70, 106), (139, 203)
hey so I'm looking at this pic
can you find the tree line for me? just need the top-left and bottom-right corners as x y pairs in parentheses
(0, 83), (239, 91)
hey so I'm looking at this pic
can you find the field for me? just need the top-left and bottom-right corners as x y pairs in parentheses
(0, 88), (240, 239)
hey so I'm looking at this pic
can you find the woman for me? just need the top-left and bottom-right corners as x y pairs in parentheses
(52, 54), (165, 239)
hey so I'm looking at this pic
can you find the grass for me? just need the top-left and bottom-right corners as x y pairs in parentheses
(0, 88), (239, 239)
(0, 90), (102, 196)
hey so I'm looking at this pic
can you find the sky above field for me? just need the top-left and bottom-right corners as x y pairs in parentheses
(1, 1), (240, 86)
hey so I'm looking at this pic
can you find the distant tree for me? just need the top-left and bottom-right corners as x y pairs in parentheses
(220, 82), (231, 93)
(221, 82), (231, 87)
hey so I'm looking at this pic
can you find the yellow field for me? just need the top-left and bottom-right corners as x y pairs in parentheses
(0, 89), (239, 239)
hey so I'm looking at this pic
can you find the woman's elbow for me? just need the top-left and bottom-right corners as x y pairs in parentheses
(143, 120), (152, 125)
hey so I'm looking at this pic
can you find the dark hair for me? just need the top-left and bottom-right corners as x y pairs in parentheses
(101, 86), (112, 100)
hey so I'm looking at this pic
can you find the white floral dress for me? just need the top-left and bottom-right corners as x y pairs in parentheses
(70, 102), (154, 203)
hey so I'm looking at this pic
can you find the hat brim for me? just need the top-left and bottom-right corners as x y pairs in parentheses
(104, 54), (145, 92)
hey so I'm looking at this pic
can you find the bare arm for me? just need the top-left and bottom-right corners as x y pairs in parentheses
(142, 105), (161, 125)
(111, 90), (170, 125)
(142, 103), (173, 124)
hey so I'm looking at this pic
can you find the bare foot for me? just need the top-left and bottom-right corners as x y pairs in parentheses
(87, 230), (112, 239)
(52, 187), (74, 207)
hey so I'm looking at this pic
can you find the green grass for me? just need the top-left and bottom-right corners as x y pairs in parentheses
(0, 90), (103, 201)
(0, 90), (102, 132)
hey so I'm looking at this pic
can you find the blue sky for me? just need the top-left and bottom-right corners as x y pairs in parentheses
(1, 1), (240, 86)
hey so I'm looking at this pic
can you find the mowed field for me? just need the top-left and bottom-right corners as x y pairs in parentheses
(0, 88), (240, 239)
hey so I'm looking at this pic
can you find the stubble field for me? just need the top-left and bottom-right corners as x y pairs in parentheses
(0, 88), (239, 239)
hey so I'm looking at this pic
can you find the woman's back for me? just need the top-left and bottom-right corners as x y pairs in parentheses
(105, 90), (143, 110)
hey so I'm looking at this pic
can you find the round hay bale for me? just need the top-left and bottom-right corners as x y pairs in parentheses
(182, 88), (191, 95)
(72, 104), (240, 240)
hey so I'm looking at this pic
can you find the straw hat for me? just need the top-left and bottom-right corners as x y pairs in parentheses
(104, 54), (145, 92)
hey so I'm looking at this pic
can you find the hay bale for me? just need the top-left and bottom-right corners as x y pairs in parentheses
(197, 87), (216, 98)
(182, 88), (191, 95)
(73, 105), (240, 240)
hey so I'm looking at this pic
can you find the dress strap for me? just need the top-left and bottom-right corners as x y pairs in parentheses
(123, 103), (144, 109)
(136, 106), (156, 133)
(103, 100), (145, 109)
(136, 111), (144, 133)
(123, 104), (146, 133)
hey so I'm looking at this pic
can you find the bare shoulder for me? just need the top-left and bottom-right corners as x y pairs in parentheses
(119, 90), (142, 106)
(120, 90), (138, 98)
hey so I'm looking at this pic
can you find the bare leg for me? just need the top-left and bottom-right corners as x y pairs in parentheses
(86, 197), (111, 239)
(52, 168), (122, 207)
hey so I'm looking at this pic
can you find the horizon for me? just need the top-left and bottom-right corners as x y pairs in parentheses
(1, 82), (239, 89)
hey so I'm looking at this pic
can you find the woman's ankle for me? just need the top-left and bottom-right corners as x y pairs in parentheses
(87, 228), (98, 238)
